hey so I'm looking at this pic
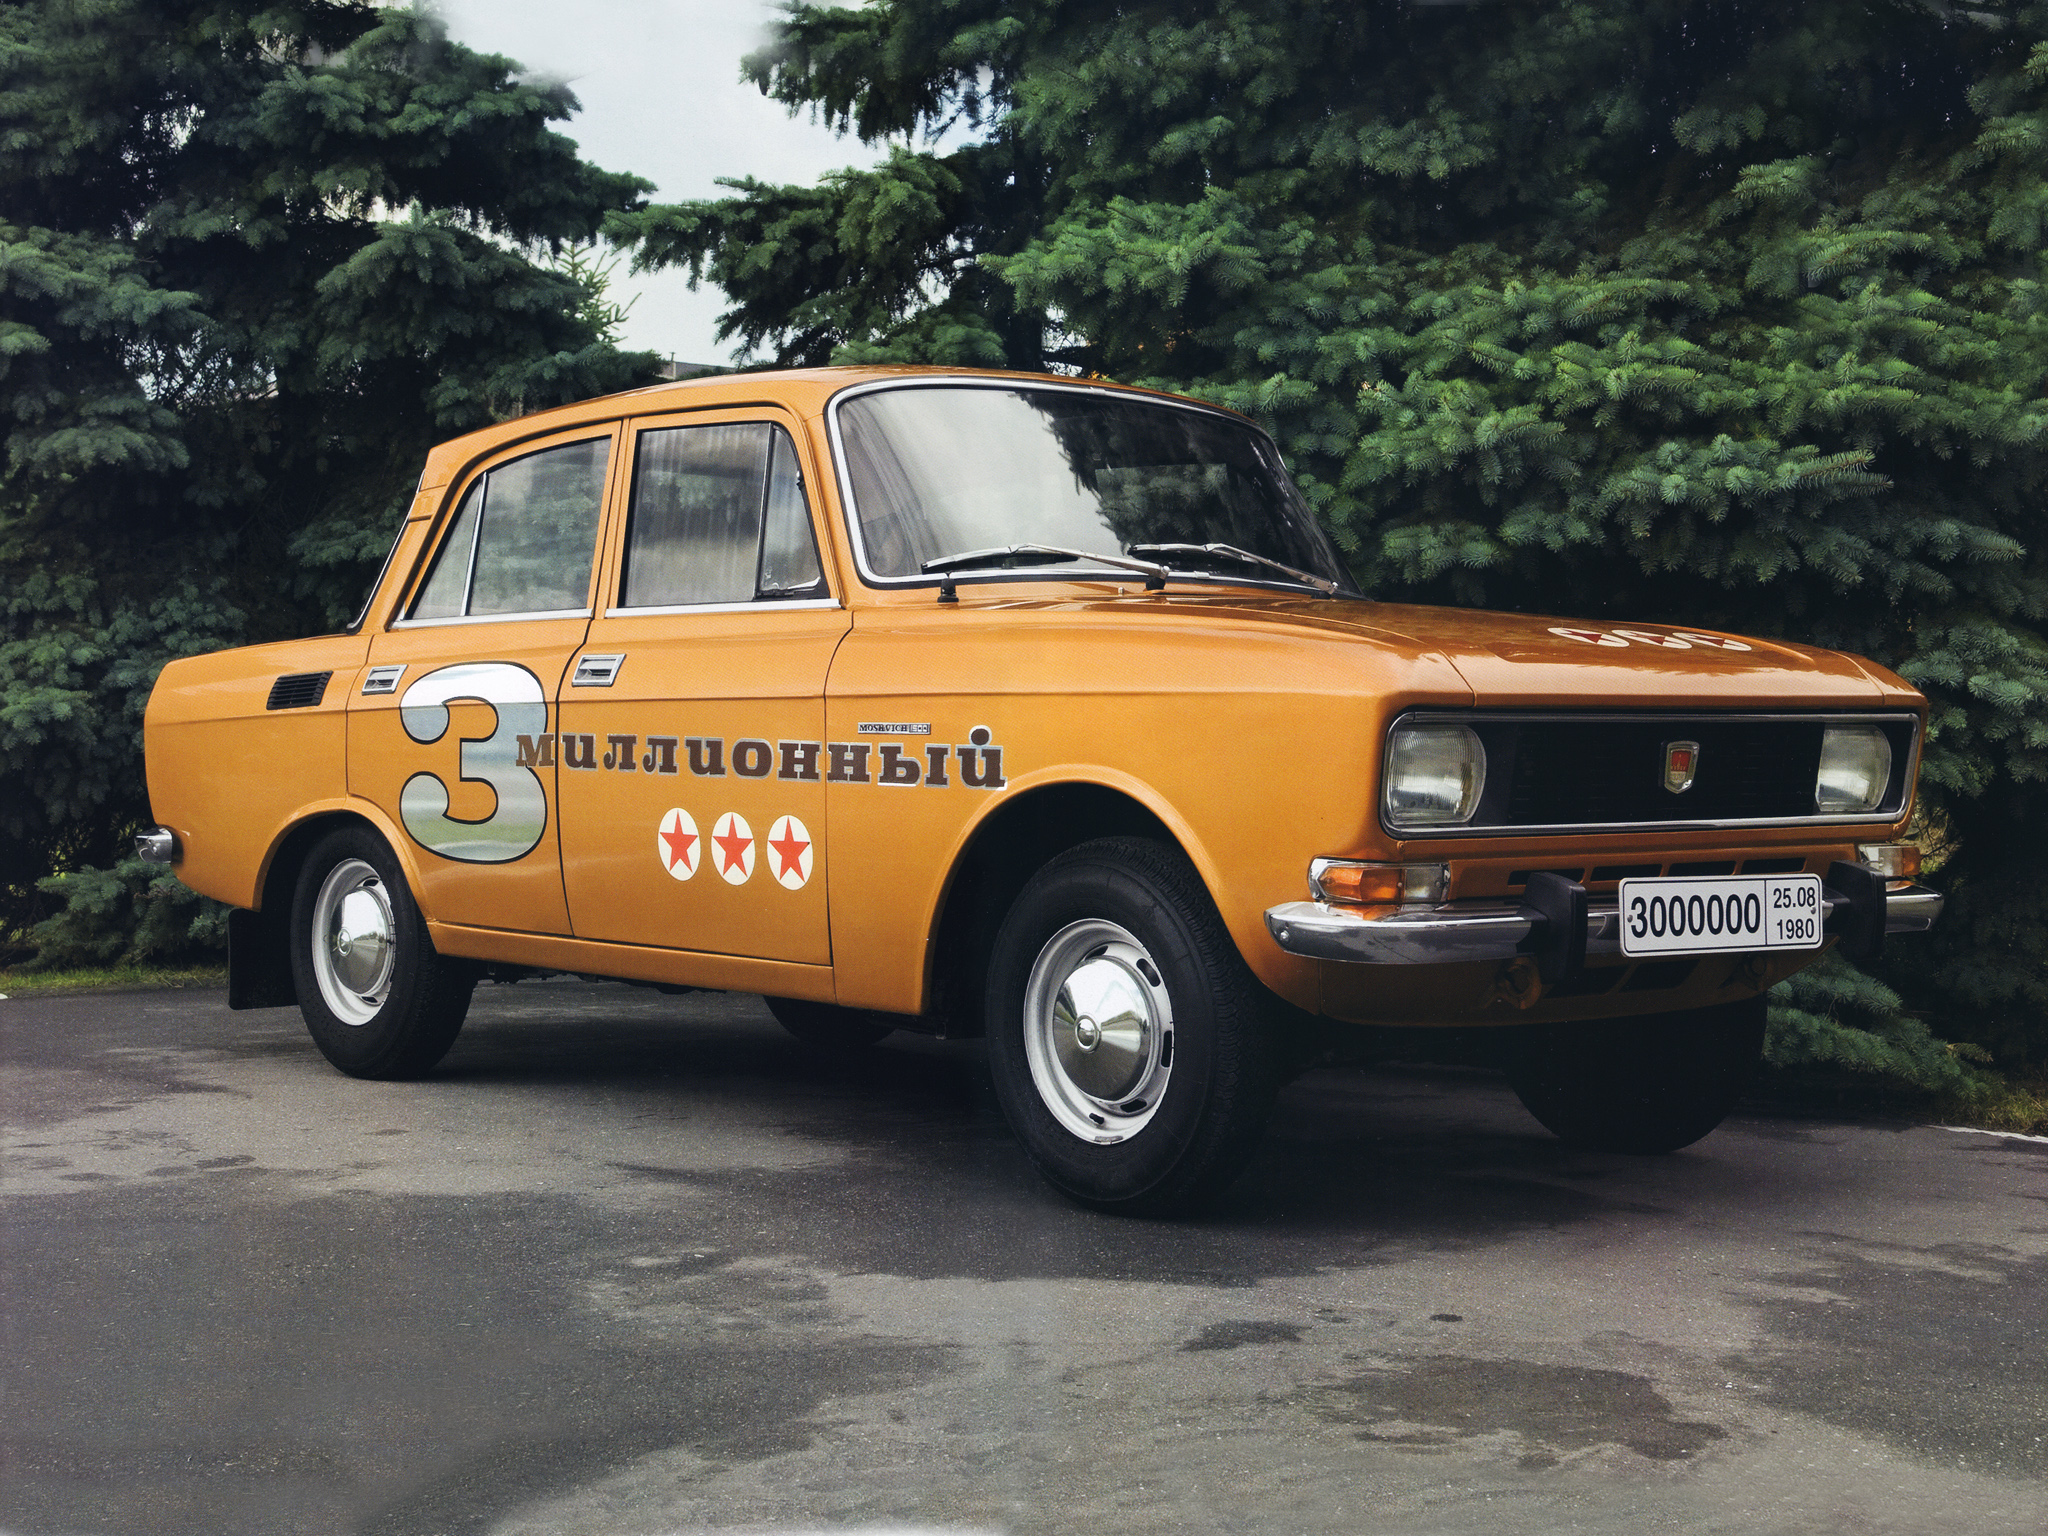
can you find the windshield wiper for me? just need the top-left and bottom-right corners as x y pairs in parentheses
(921, 544), (1168, 602)
(1126, 542), (1340, 596)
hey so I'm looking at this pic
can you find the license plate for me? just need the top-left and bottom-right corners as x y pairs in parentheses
(1618, 874), (1825, 957)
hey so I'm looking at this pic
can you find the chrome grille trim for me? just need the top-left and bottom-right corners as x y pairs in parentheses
(1381, 708), (1921, 839)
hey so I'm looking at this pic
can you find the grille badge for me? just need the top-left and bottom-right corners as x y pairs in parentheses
(1663, 740), (1700, 795)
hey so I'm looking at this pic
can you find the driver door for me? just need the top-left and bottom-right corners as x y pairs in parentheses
(556, 408), (846, 963)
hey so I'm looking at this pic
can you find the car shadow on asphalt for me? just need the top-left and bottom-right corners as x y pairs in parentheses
(332, 982), (1818, 1282)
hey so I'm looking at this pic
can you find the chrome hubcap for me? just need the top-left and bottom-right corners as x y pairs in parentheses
(311, 858), (395, 1027)
(1023, 920), (1173, 1143)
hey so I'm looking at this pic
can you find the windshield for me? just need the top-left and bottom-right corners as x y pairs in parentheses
(835, 383), (1355, 591)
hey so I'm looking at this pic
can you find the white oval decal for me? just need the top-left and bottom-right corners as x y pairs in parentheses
(1670, 631), (1754, 652)
(765, 815), (815, 890)
(1609, 629), (1693, 650)
(710, 811), (756, 885)
(657, 807), (700, 881)
(1548, 626), (1630, 648)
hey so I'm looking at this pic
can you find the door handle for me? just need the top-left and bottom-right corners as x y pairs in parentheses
(572, 653), (625, 687)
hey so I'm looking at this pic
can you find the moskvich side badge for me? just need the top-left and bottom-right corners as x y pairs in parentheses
(1663, 740), (1700, 795)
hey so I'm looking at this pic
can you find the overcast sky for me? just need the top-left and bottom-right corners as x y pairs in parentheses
(432, 1), (888, 365)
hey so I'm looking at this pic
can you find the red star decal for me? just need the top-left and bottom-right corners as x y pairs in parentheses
(660, 819), (696, 870)
(768, 821), (810, 880)
(713, 818), (752, 875)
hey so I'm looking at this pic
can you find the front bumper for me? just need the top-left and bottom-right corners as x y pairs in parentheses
(1266, 873), (1942, 968)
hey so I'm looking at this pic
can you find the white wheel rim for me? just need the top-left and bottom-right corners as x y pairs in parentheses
(1022, 919), (1174, 1143)
(310, 858), (395, 1027)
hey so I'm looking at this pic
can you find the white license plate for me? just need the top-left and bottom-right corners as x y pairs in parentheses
(1618, 874), (1825, 957)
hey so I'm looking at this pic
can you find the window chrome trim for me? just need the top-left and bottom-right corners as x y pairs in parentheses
(391, 608), (592, 629)
(399, 428), (617, 625)
(1377, 707), (1923, 839)
(601, 596), (842, 619)
(347, 517), (411, 635)
(823, 375), (1359, 598)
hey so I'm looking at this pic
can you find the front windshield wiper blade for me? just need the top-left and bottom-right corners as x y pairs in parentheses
(921, 544), (1168, 601)
(1126, 542), (1340, 596)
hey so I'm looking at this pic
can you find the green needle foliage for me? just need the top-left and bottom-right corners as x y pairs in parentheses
(612, 0), (2048, 1085)
(1, 1), (657, 944)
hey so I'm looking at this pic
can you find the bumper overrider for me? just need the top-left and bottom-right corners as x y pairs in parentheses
(1266, 862), (1942, 981)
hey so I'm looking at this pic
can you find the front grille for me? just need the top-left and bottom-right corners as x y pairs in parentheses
(266, 671), (332, 710)
(1503, 719), (1821, 824)
(1393, 711), (1916, 834)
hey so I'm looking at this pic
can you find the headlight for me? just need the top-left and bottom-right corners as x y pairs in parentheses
(1816, 726), (1893, 814)
(1383, 725), (1486, 830)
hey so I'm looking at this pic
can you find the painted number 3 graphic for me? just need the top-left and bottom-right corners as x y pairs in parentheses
(398, 662), (549, 864)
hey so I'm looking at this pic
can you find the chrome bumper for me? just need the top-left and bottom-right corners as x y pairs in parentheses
(1266, 881), (1944, 966)
(135, 826), (180, 866)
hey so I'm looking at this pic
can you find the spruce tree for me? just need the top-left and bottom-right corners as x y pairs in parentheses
(0, 1), (655, 943)
(613, 0), (2048, 1082)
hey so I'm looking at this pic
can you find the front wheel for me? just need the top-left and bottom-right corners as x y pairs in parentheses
(1505, 995), (1768, 1153)
(290, 826), (474, 1079)
(984, 837), (1282, 1214)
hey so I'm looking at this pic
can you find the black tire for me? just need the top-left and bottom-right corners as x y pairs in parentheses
(984, 837), (1282, 1215)
(1506, 995), (1768, 1153)
(764, 996), (897, 1049)
(289, 825), (474, 1080)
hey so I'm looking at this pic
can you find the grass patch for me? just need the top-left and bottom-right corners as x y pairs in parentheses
(1932, 1071), (2048, 1138)
(1749, 1063), (2048, 1137)
(0, 962), (227, 996)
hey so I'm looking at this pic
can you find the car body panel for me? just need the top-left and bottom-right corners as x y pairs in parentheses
(144, 634), (368, 910)
(141, 366), (1930, 1031)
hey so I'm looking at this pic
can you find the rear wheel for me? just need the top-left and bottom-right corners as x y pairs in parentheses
(290, 826), (474, 1079)
(1506, 995), (1768, 1153)
(985, 837), (1282, 1214)
(764, 996), (896, 1049)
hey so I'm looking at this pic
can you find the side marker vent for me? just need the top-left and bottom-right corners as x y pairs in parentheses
(266, 671), (332, 710)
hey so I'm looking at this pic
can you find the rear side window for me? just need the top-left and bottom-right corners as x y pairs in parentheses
(409, 437), (611, 620)
(619, 423), (825, 608)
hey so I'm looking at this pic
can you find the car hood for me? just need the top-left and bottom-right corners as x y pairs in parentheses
(1133, 593), (1903, 709)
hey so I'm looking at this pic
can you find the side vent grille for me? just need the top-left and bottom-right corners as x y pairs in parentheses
(266, 671), (332, 710)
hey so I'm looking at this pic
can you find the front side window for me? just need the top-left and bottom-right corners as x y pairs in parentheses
(834, 384), (1354, 591)
(618, 422), (825, 608)
(408, 436), (610, 620)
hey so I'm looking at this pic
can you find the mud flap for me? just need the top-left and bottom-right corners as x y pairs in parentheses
(227, 906), (297, 1010)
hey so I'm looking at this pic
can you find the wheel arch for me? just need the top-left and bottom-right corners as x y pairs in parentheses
(253, 799), (421, 919)
(921, 773), (1219, 1035)
(229, 802), (409, 1012)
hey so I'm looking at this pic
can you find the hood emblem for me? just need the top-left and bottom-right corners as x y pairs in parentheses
(1663, 740), (1700, 795)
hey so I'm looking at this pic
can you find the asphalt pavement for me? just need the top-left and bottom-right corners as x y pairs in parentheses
(2, 978), (2044, 1536)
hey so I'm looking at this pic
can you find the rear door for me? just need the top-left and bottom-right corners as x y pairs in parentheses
(556, 407), (847, 962)
(351, 426), (619, 936)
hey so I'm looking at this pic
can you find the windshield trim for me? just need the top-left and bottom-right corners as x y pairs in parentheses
(823, 375), (1358, 598)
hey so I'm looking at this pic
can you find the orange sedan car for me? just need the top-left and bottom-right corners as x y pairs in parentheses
(139, 367), (1941, 1211)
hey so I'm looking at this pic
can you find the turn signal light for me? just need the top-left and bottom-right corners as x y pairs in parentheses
(1311, 859), (1450, 905)
(1855, 842), (1921, 880)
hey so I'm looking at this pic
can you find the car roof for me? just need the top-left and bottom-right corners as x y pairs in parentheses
(415, 365), (1249, 489)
